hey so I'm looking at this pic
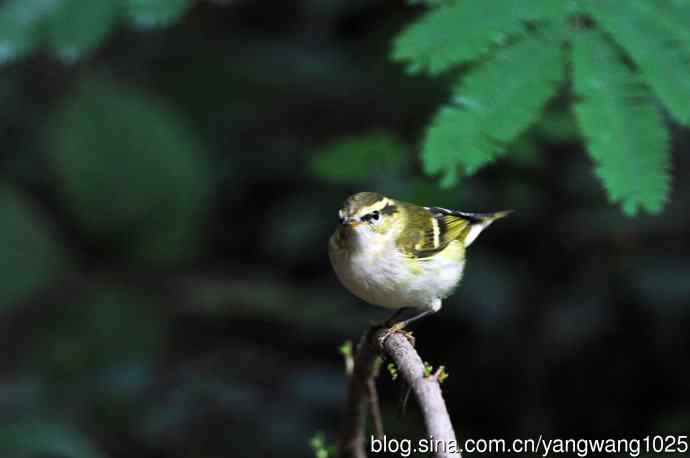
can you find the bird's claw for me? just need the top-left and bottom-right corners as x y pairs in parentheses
(377, 322), (415, 348)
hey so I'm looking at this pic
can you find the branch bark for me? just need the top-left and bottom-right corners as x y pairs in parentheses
(337, 326), (460, 458)
(337, 328), (380, 458)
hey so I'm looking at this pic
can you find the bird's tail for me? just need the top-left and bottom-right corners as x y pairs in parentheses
(460, 210), (513, 247)
(456, 209), (513, 223)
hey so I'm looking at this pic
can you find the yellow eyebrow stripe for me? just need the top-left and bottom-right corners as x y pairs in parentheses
(354, 197), (394, 218)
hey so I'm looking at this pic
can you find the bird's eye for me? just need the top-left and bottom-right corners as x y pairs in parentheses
(361, 211), (379, 223)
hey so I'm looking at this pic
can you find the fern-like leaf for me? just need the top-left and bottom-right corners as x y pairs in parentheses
(423, 28), (564, 186)
(639, 0), (690, 45)
(392, 0), (566, 75)
(572, 30), (670, 216)
(585, 0), (690, 124)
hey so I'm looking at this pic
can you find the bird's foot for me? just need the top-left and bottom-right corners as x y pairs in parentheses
(376, 322), (415, 348)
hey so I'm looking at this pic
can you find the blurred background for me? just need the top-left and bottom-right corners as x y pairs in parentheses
(1, 1), (689, 457)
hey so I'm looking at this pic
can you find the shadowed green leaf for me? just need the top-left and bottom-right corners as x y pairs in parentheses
(423, 27), (564, 186)
(47, 0), (121, 62)
(28, 287), (166, 386)
(0, 420), (105, 458)
(573, 30), (670, 215)
(0, 0), (58, 64)
(126, 0), (192, 29)
(0, 184), (69, 311)
(309, 132), (411, 183)
(533, 108), (581, 143)
(49, 77), (211, 265)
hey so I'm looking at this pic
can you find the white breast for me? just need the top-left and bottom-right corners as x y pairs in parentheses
(329, 233), (465, 312)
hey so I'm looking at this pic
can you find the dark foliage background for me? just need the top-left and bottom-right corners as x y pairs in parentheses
(1, 1), (689, 457)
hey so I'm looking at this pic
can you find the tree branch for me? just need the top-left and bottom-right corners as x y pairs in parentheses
(337, 328), (380, 458)
(378, 329), (459, 457)
(366, 377), (384, 440)
(337, 326), (461, 458)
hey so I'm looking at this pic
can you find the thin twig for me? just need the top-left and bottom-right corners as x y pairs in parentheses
(366, 377), (384, 440)
(376, 329), (460, 457)
(337, 326), (461, 458)
(337, 328), (380, 458)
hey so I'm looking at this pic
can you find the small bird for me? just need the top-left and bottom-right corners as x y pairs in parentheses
(328, 192), (510, 328)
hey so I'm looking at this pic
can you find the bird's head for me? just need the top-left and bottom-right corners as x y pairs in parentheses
(336, 192), (401, 247)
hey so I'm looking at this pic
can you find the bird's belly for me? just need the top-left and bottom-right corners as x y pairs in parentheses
(330, 243), (465, 311)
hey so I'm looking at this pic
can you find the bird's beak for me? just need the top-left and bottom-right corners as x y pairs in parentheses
(341, 217), (361, 228)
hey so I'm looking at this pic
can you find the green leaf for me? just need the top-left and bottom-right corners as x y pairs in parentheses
(309, 432), (335, 458)
(0, 0), (59, 64)
(572, 30), (671, 216)
(49, 77), (211, 265)
(0, 420), (105, 458)
(505, 130), (540, 167)
(126, 0), (192, 29)
(392, 0), (566, 75)
(309, 132), (411, 183)
(395, 177), (466, 209)
(630, 0), (690, 46)
(585, 0), (690, 124)
(533, 108), (581, 143)
(46, 0), (121, 62)
(0, 184), (69, 311)
(28, 288), (166, 381)
(423, 28), (565, 186)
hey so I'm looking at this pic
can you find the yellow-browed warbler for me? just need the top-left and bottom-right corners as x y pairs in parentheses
(329, 192), (510, 327)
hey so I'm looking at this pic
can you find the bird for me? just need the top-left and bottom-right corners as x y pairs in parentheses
(328, 192), (510, 330)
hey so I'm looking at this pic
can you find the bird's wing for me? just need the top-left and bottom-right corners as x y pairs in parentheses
(396, 206), (511, 258)
(395, 206), (472, 259)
